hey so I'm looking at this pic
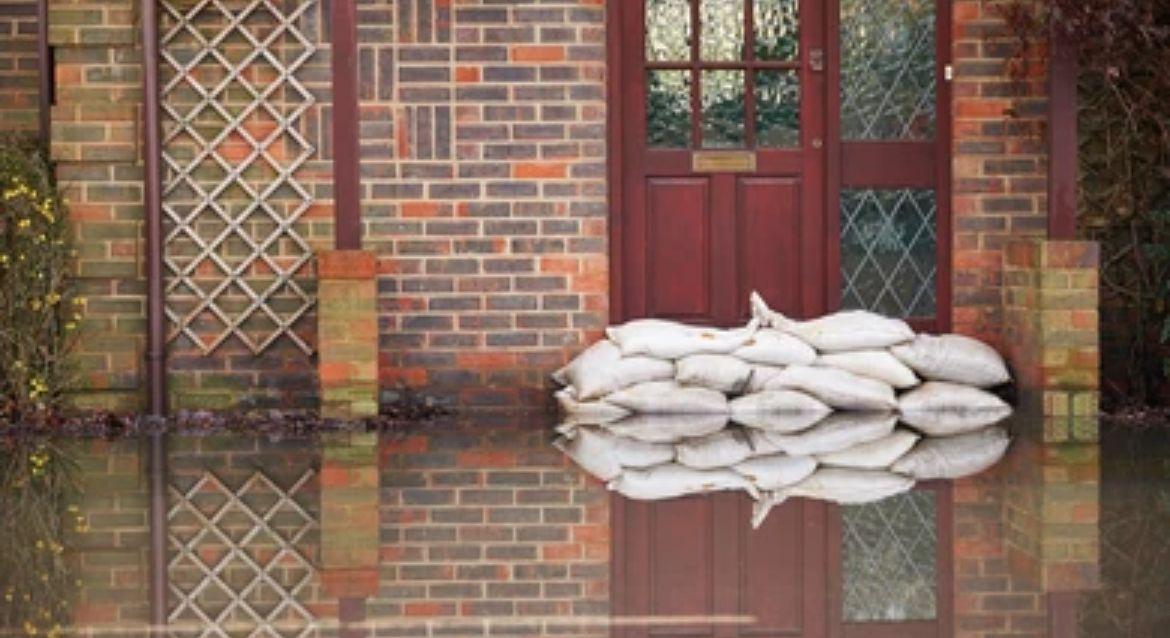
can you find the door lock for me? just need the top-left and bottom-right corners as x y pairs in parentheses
(808, 48), (825, 72)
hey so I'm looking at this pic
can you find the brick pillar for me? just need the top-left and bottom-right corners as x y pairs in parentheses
(1003, 239), (1100, 422)
(317, 250), (379, 419)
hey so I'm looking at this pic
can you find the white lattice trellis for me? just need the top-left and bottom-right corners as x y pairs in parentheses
(168, 469), (318, 638)
(160, 0), (317, 356)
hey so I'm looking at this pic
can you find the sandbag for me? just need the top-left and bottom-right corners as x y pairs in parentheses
(554, 388), (630, 424)
(730, 389), (832, 417)
(607, 318), (759, 360)
(816, 350), (919, 389)
(898, 382), (1012, 436)
(758, 412), (897, 456)
(892, 426), (1010, 480)
(744, 364), (786, 393)
(750, 291), (914, 352)
(552, 340), (675, 400)
(816, 429), (920, 470)
(675, 429), (754, 469)
(608, 463), (760, 500)
(764, 365), (897, 411)
(606, 381), (730, 415)
(676, 354), (753, 394)
(731, 329), (817, 366)
(732, 411), (828, 434)
(553, 428), (623, 481)
(890, 334), (1011, 388)
(751, 468), (914, 528)
(732, 454), (817, 491)
(602, 413), (729, 443)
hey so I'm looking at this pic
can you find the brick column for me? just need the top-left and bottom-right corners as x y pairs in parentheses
(1003, 239), (1100, 423)
(317, 250), (380, 418)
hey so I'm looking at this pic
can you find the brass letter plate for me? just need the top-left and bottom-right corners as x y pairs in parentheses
(692, 150), (757, 173)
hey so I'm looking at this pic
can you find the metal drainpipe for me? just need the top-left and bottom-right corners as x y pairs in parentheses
(37, 0), (50, 145)
(141, 0), (167, 417)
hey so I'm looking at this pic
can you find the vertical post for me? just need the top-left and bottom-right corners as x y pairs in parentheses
(37, 0), (50, 145)
(141, 0), (167, 416)
(1048, 22), (1078, 240)
(331, 0), (361, 249)
(148, 432), (168, 634)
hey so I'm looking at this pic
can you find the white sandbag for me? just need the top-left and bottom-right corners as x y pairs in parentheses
(759, 412), (897, 456)
(675, 429), (754, 469)
(606, 318), (760, 360)
(745, 429), (787, 456)
(602, 413), (729, 443)
(554, 388), (630, 424)
(732, 329), (817, 366)
(608, 463), (760, 501)
(730, 389), (831, 416)
(733, 411), (828, 434)
(606, 381), (729, 415)
(765, 365), (897, 411)
(751, 469), (914, 528)
(553, 428), (623, 481)
(816, 429), (920, 470)
(890, 334), (1011, 388)
(892, 427), (1010, 480)
(750, 291), (913, 352)
(898, 382), (1012, 436)
(732, 454), (817, 491)
(744, 364), (786, 393)
(552, 340), (675, 400)
(676, 354), (753, 394)
(816, 350), (919, 390)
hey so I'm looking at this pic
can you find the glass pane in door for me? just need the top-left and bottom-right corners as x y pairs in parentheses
(646, 0), (692, 62)
(701, 69), (746, 148)
(754, 0), (800, 59)
(755, 70), (800, 147)
(647, 70), (694, 148)
(700, 0), (745, 61)
(840, 188), (937, 318)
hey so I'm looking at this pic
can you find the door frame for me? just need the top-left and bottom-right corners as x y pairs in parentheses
(607, 0), (953, 331)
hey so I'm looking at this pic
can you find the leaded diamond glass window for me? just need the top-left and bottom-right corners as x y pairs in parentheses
(843, 490), (938, 622)
(840, 0), (936, 140)
(840, 188), (937, 318)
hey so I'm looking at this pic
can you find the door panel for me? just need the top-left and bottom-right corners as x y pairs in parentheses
(647, 178), (712, 320)
(736, 177), (802, 320)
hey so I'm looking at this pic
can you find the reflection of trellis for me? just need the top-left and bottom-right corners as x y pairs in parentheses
(159, 0), (317, 356)
(167, 470), (318, 638)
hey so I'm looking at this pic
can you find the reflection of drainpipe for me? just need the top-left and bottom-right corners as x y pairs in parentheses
(148, 432), (168, 635)
(141, 0), (167, 416)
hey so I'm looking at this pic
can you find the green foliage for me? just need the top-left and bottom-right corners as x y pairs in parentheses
(0, 138), (78, 421)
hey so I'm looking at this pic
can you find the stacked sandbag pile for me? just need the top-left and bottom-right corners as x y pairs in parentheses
(552, 291), (1013, 528)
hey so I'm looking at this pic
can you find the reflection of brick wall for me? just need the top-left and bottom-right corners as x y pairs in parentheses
(951, 0), (1050, 346)
(374, 424), (610, 635)
(363, 1), (610, 408)
(0, 0), (38, 133)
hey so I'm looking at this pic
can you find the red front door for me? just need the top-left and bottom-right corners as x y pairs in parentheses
(612, 0), (827, 326)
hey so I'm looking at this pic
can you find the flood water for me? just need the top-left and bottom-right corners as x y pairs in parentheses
(0, 405), (1166, 637)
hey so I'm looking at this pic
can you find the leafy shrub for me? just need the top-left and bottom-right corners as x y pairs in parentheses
(0, 139), (78, 421)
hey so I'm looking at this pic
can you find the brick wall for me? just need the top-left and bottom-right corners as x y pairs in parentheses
(950, 0), (1050, 347)
(0, 0), (38, 133)
(361, 0), (610, 409)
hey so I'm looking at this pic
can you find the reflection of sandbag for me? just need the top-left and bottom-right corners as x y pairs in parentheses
(732, 454), (817, 490)
(816, 429), (920, 469)
(553, 428), (623, 481)
(676, 354), (753, 394)
(602, 413), (729, 443)
(765, 365), (897, 411)
(554, 388), (630, 424)
(758, 412), (897, 456)
(675, 429), (754, 469)
(552, 340), (675, 400)
(816, 350), (919, 389)
(892, 427), (1010, 480)
(607, 318), (759, 360)
(744, 364), (786, 393)
(730, 390), (831, 417)
(890, 334), (1011, 388)
(752, 468), (914, 527)
(898, 382), (1012, 436)
(608, 463), (760, 500)
(750, 292), (914, 352)
(732, 329), (817, 366)
(606, 381), (729, 414)
(733, 411), (827, 434)
(556, 426), (676, 469)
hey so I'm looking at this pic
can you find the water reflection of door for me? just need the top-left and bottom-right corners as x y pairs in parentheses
(612, 485), (952, 638)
